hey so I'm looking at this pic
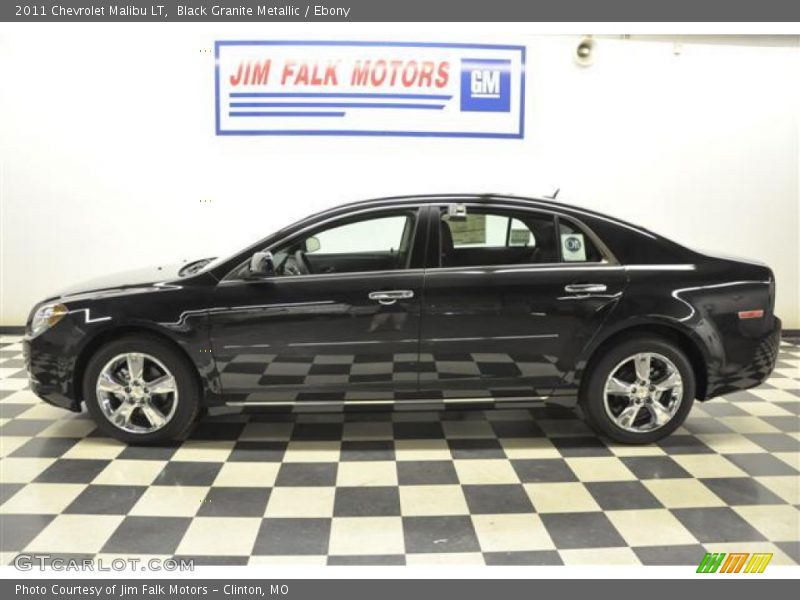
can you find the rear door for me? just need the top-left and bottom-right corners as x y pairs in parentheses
(419, 202), (627, 402)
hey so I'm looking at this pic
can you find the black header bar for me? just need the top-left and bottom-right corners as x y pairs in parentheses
(4, 578), (797, 600)
(3, 0), (800, 22)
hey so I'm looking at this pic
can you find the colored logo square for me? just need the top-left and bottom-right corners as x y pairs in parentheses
(460, 58), (511, 112)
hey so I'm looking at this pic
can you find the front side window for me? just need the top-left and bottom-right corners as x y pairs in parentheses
(272, 211), (417, 276)
(313, 215), (409, 254)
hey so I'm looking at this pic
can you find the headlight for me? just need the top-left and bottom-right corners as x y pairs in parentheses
(30, 303), (68, 337)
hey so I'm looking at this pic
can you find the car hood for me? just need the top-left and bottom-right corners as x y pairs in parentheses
(54, 263), (186, 299)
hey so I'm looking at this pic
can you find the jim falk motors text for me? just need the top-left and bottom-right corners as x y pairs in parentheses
(229, 57), (451, 89)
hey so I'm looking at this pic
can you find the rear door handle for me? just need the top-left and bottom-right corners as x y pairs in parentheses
(564, 283), (607, 293)
(368, 290), (414, 305)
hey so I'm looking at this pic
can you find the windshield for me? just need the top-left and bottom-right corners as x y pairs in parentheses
(178, 258), (217, 277)
(195, 215), (320, 277)
(195, 255), (229, 274)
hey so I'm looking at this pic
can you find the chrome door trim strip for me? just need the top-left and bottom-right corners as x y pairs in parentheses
(425, 334), (558, 342)
(225, 395), (551, 407)
(222, 344), (272, 349)
(625, 264), (696, 271)
(218, 262), (625, 288)
(423, 263), (624, 275)
(288, 339), (418, 347)
(218, 268), (427, 285)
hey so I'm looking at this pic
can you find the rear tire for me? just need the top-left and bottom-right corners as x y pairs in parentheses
(581, 336), (695, 444)
(83, 335), (200, 444)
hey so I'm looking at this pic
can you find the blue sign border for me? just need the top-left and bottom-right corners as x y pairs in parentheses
(214, 40), (526, 139)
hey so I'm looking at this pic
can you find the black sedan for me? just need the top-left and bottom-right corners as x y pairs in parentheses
(24, 195), (781, 444)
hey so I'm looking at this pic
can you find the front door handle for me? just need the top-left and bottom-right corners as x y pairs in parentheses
(564, 283), (607, 293)
(368, 290), (414, 305)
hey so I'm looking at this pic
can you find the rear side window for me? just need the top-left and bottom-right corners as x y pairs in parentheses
(447, 214), (535, 248)
(440, 208), (558, 267)
(558, 218), (604, 262)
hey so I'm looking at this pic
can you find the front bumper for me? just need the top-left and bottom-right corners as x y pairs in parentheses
(23, 334), (81, 412)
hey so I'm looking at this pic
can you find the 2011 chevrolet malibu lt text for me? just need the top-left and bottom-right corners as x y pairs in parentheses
(23, 195), (781, 444)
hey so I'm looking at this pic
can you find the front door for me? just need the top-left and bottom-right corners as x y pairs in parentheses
(419, 204), (627, 402)
(209, 207), (426, 407)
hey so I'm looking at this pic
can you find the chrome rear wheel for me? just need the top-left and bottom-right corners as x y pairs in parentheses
(602, 351), (683, 433)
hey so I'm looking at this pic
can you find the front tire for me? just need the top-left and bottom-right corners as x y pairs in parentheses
(83, 335), (200, 444)
(581, 336), (695, 444)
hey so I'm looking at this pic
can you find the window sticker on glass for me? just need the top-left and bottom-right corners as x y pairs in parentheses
(509, 228), (531, 246)
(448, 214), (487, 245)
(561, 233), (586, 262)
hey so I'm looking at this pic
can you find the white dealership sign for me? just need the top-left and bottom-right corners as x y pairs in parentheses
(215, 41), (525, 138)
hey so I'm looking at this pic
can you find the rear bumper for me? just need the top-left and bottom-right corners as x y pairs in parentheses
(705, 316), (781, 399)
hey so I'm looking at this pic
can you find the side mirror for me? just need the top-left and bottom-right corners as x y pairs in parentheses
(248, 251), (275, 277)
(305, 236), (321, 254)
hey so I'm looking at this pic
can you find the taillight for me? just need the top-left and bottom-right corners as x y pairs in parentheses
(738, 309), (765, 320)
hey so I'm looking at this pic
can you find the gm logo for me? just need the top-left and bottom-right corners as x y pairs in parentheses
(565, 236), (582, 253)
(460, 58), (511, 112)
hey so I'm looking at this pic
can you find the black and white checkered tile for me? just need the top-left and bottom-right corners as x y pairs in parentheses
(1, 334), (798, 566)
(218, 350), (561, 404)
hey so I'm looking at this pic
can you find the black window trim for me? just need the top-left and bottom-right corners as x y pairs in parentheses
(219, 200), (619, 283)
(221, 204), (427, 283)
(428, 201), (619, 272)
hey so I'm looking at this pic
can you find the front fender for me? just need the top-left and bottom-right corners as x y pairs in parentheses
(62, 293), (221, 404)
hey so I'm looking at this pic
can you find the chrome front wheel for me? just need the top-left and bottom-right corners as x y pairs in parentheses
(602, 352), (683, 433)
(96, 352), (178, 434)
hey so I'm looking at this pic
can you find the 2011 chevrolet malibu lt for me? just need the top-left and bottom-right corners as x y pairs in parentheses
(23, 195), (781, 444)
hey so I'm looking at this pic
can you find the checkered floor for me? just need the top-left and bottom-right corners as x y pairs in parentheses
(217, 348), (561, 404)
(1, 334), (798, 566)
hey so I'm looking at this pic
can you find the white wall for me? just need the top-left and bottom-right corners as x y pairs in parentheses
(1, 25), (798, 326)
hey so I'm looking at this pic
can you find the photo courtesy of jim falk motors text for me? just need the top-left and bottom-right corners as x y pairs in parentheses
(14, 583), (286, 597)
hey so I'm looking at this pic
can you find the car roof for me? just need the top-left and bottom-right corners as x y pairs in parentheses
(323, 193), (660, 240)
(336, 193), (568, 211)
